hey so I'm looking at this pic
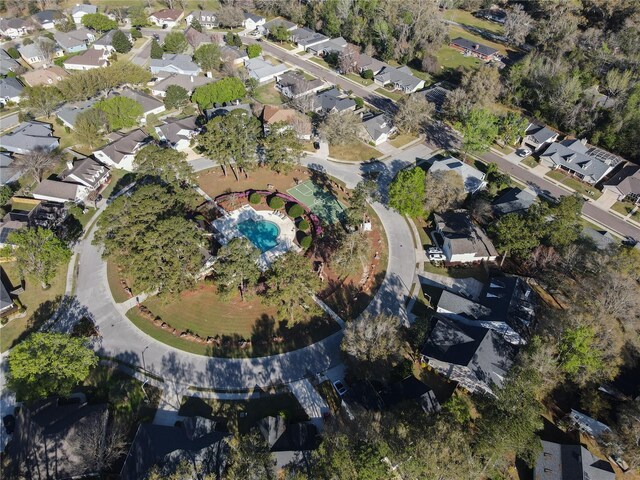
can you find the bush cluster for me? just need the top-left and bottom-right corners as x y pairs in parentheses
(300, 235), (312, 249)
(249, 192), (261, 204)
(298, 219), (310, 231)
(288, 204), (303, 218)
(269, 196), (284, 209)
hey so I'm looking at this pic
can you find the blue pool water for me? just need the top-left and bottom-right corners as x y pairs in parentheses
(237, 219), (280, 253)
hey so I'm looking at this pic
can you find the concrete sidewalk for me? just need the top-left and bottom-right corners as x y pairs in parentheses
(288, 379), (329, 431)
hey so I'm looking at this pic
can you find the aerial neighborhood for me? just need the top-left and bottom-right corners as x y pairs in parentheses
(0, 1), (639, 479)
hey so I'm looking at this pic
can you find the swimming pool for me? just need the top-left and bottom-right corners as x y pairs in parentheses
(237, 219), (280, 253)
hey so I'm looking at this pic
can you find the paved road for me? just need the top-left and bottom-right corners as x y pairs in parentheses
(65, 150), (420, 391)
(481, 150), (640, 239)
(251, 39), (396, 113)
(0, 112), (19, 132)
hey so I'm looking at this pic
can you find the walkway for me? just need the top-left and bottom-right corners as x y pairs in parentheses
(288, 379), (329, 431)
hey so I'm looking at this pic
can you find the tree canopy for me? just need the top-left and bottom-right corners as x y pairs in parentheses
(95, 96), (144, 131)
(261, 122), (304, 174)
(74, 108), (108, 149)
(191, 77), (246, 109)
(388, 167), (426, 217)
(193, 43), (221, 72)
(8, 333), (98, 402)
(213, 238), (261, 300)
(81, 13), (117, 32)
(111, 29), (132, 53)
(456, 108), (500, 156)
(424, 169), (466, 214)
(163, 31), (188, 54)
(164, 85), (189, 110)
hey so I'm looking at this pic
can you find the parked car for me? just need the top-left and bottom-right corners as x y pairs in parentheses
(428, 253), (446, 262)
(516, 147), (532, 157)
(313, 141), (320, 150)
(333, 380), (348, 397)
(427, 246), (443, 254)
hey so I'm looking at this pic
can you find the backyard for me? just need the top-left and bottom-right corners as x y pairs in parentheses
(442, 8), (505, 35)
(1, 261), (67, 352)
(252, 82), (284, 105)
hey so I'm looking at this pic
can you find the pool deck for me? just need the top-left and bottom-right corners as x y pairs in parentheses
(212, 205), (299, 270)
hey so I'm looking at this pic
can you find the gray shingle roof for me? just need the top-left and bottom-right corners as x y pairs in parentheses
(243, 11), (265, 23)
(433, 210), (498, 258)
(451, 37), (498, 57)
(56, 99), (98, 128)
(0, 18), (27, 30)
(151, 73), (212, 93)
(157, 116), (198, 144)
(0, 121), (59, 153)
(32, 10), (64, 24)
(419, 83), (451, 112)
(53, 28), (92, 50)
(525, 122), (557, 145)
(71, 4), (97, 15)
(582, 227), (617, 250)
(97, 129), (149, 164)
(534, 440), (615, 480)
(0, 276), (13, 312)
(150, 54), (201, 75)
(356, 53), (386, 74)
(291, 27), (328, 47)
(112, 88), (164, 115)
(603, 165), (640, 197)
(32, 179), (80, 201)
(428, 156), (486, 193)
(363, 114), (393, 142)
(276, 71), (323, 97)
(244, 56), (289, 81)
(374, 65), (423, 91)
(314, 87), (356, 113)
(0, 49), (20, 75)
(421, 316), (514, 390)
(0, 77), (24, 99)
(60, 157), (109, 188)
(491, 187), (537, 216)
(540, 141), (613, 184)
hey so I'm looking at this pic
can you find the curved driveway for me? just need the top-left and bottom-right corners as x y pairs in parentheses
(74, 151), (420, 391)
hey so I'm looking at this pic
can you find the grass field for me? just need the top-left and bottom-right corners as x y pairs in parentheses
(253, 82), (284, 105)
(390, 134), (419, 149)
(447, 25), (512, 56)
(611, 201), (638, 219)
(329, 142), (382, 162)
(442, 8), (505, 35)
(422, 261), (488, 283)
(107, 260), (133, 304)
(521, 156), (538, 168)
(435, 45), (482, 70)
(344, 72), (373, 86)
(308, 56), (331, 69)
(180, 394), (308, 434)
(374, 87), (405, 101)
(1, 261), (67, 352)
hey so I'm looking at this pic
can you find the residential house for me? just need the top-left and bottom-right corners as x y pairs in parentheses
(0, 49), (21, 75)
(112, 88), (165, 120)
(275, 71), (324, 99)
(291, 27), (329, 50)
(374, 66), (424, 93)
(244, 56), (289, 83)
(379, 376), (441, 414)
(31, 10), (65, 29)
(0, 18), (29, 38)
(63, 47), (109, 70)
(150, 53), (201, 76)
(32, 157), (110, 203)
(71, 4), (97, 24)
(434, 275), (535, 345)
(362, 114), (396, 145)
(0, 276), (16, 316)
(567, 409), (612, 439)
(150, 73), (212, 97)
(54, 27), (95, 53)
(120, 417), (229, 480)
(476, 8), (507, 24)
(491, 187), (537, 217)
(220, 45), (248, 65)
(534, 440), (615, 480)
(185, 26), (217, 49)
(582, 227), (617, 251)
(9, 398), (109, 479)
(205, 103), (252, 120)
(156, 116), (199, 150)
(307, 36), (348, 56)
(261, 17), (297, 36)
(539, 139), (620, 185)
(0, 77), (24, 105)
(313, 87), (356, 115)
(93, 129), (149, 171)
(450, 37), (499, 62)
(419, 82), (451, 113)
(56, 98), (98, 128)
(148, 9), (184, 28)
(603, 165), (640, 204)
(184, 10), (217, 29)
(262, 105), (312, 140)
(420, 315), (515, 395)
(356, 54), (386, 75)
(0, 121), (59, 154)
(0, 152), (20, 185)
(522, 122), (559, 152)
(258, 416), (319, 471)
(21, 65), (69, 87)
(18, 40), (63, 66)
(93, 29), (132, 53)
(432, 210), (498, 263)
(428, 156), (486, 194)
(242, 12), (266, 31)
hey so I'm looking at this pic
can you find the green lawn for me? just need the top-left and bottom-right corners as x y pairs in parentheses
(308, 56), (331, 69)
(329, 142), (382, 162)
(422, 261), (488, 283)
(435, 45), (482, 70)
(390, 133), (419, 149)
(442, 8), (505, 34)
(107, 260), (133, 304)
(180, 393), (308, 434)
(413, 217), (433, 248)
(545, 170), (602, 199)
(1, 261), (67, 352)
(100, 169), (130, 200)
(277, 42), (297, 51)
(611, 201), (636, 217)
(521, 156), (538, 168)
(344, 72), (373, 86)
(374, 87), (404, 101)
(296, 50), (308, 56)
(253, 82), (284, 105)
